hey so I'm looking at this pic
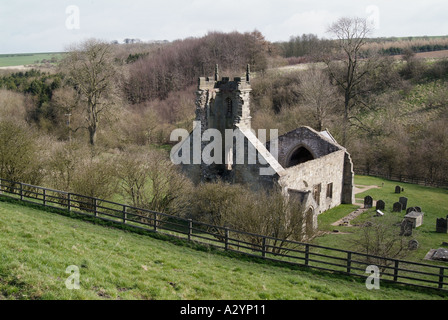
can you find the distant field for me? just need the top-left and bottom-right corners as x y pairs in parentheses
(391, 49), (448, 60)
(414, 49), (448, 59)
(0, 52), (65, 67)
(0, 197), (446, 300)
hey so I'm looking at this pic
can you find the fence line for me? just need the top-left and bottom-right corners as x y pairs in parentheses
(0, 178), (447, 292)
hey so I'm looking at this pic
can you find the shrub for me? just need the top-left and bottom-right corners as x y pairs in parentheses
(0, 119), (43, 186)
(115, 147), (192, 216)
(350, 215), (417, 272)
(188, 181), (313, 252)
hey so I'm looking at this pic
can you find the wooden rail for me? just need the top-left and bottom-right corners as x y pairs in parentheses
(0, 178), (447, 292)
(356, 171), (448, 189)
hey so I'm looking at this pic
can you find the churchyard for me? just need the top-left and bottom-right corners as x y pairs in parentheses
(316, 175), (448, 265)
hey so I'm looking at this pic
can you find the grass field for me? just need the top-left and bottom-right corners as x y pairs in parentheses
(0, 194), (447, 301)
(0, 52), (65, 67)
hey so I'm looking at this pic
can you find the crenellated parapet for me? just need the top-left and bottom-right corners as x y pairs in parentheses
(196, 64), (252, 131)
(198, 64), (252, 92)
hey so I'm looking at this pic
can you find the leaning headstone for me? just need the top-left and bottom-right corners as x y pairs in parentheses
(436, 217), (448, 233)
(408, 239), (419, 250)
(364, 196), (373, 209)
(375, 210), (384, 217)
(395, 186), (401, 194)
(405, 211), (424, 228)
(399, 197), (408, 211)
(432, 248), (448, 261)
(400, 219), (413, 236)
(376, 200), (385, 211)
(393, 202), (402, 213)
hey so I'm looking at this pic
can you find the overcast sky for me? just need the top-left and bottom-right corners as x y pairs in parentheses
(1, 0), (447, 54)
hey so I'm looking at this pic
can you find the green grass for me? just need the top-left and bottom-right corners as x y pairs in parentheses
(0, 197), (446, 300)
(317, 204), (359, 232)
(0, 52), (65, 67)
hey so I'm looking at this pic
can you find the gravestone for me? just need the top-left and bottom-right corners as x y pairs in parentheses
(432, 248), (448, 262)
(404, 211), (424, 228)
(406, 207), (415, 214)
(400, 219), (413, 236)
(399, 197), (408, 210)
(414, 206), (422, 212)
(393, 202), (402, 213)
(436, 217), (448, 233)
(408, 239), (419, 250)
(376, 200), (385, 211)
(395, 186), (401, 194)
(364, 196), (373, 209)
(375, 210), (384, 217)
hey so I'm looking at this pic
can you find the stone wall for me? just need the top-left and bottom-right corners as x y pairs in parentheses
(180, 69), (354, 223)
(341, 151), (355, 204)
(278, 149), (347, 214)
(273, 127), (341, 168)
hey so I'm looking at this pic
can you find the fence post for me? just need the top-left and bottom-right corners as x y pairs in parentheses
(94, 198), (98, 217)
(262, 237), (267, 258)
(188, 219), (193, 241)
(123, 205), (127, 224)
(153, 212), (158, 231)
(439, 267), (445, 289)
(20, 182), (23, 200)
(347, 252), (352, 274)
(43, 189), (46, 206)
(393, 260), (399, 282)
(67, 193), (71, 211)
(305, 244), (310, 266)
(225, 228), (229, 251)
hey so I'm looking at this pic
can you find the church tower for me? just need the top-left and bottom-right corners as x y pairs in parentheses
(194, 65), (252, 180)
(196, 64), (252, 132)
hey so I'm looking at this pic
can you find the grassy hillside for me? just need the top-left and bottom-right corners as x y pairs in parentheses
(0, 197), (446, 301)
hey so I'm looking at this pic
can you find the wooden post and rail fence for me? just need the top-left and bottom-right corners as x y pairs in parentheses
(0, 178), (446, 292)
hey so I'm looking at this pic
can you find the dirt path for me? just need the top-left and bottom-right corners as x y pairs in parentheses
(331, 185), (380, 227)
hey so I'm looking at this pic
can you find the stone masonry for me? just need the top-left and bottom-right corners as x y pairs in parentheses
(177, 65), (355, 229)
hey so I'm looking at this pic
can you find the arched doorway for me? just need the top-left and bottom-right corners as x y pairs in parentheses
(286, 146), (314, 168)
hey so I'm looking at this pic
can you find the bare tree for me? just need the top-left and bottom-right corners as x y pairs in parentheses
(297, 67), (338, 131)
(351, 215), (416, 272)
(115, 147), (192, 216)
(325, 17), (373, 145)
(0, 119), (42, 186)
(189, 182), (314, 252)
(0, 89), (27, 122)
(60, 39), (117, 146)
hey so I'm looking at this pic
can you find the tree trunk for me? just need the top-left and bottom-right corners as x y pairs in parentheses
(88, 126), (97, 146)
(343, 95), (350, 146)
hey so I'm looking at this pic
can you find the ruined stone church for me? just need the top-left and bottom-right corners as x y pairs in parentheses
(174, 65), (354, 229)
